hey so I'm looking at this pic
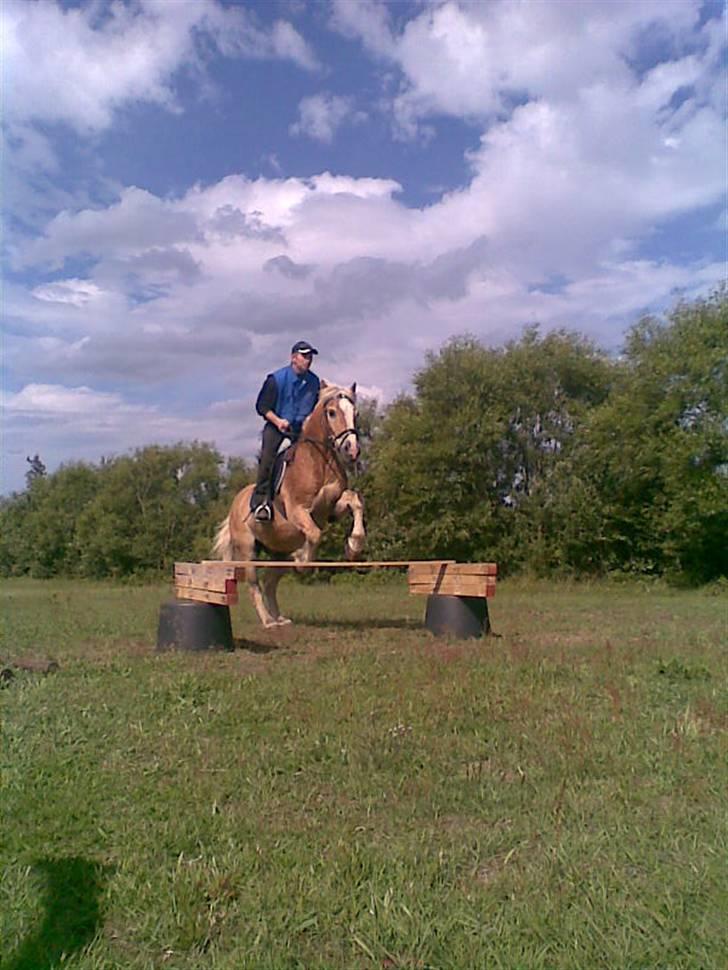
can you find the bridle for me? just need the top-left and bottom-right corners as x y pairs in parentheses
(302, 392), (359, 462)
(324, 392), (358, 455)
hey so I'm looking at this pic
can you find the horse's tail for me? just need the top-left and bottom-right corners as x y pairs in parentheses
(211, 515), (234, 561)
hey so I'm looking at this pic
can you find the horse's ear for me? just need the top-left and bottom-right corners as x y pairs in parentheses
(320, 379), (329, 391)
(349, 382), (356, 396)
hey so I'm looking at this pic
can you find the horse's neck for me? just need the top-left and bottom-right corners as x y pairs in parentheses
(301, 403), (346, 485)
(302, 403), (328, 444)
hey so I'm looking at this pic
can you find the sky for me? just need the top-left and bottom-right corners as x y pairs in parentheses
(2, 0), (726, 494)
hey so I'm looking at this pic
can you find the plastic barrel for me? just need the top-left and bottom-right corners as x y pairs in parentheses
(424, 594), (490, 639)
(156, 600), (234, 652)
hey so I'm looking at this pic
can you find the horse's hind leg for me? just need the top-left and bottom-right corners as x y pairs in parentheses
(248, 575), (280, 629)
(229, 496), (280, 628)
(261, 568), (292, 626)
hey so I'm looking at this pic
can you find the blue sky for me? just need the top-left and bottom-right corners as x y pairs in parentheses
(2, 0), (726, 493)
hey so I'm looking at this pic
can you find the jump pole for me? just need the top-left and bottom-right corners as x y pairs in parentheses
(157, 560), (497, 650)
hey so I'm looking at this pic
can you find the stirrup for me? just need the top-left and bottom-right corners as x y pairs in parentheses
(253, 503), (273, 523)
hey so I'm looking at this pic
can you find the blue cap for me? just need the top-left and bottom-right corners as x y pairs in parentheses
(291, 340), (318, 355)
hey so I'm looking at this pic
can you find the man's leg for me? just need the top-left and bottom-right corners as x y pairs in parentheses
(250, 424), (284, 512)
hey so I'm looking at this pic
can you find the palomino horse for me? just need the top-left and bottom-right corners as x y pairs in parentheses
(212, 381), (366, 627)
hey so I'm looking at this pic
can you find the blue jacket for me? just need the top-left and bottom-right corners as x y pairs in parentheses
(256, 365), (320, 434)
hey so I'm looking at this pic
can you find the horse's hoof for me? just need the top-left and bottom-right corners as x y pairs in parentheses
(275, 616), (293, 626)
(345, 542), (364, 562)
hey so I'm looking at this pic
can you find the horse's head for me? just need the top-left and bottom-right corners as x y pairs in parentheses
(318, 380), (360, 464)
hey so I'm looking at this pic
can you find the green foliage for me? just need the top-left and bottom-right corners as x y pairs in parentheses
(552, 289), (728, 581)
(24, 453), (47, 486)
(1, 292), (724, 583)
(0, 444), (255, 579)
(363, 291), (727, 582)
(0, 464), (100, 577)
(364, 328), (612, 569)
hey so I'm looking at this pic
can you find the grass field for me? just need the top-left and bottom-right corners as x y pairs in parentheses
(1, 575), (726, 970)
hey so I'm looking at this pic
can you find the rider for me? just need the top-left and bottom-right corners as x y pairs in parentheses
(250, 340), (321, 522)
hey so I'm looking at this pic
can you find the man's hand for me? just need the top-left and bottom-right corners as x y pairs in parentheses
(264, 410), (290, 433)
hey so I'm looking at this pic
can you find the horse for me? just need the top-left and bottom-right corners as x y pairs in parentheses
(211, 381), (366, 627)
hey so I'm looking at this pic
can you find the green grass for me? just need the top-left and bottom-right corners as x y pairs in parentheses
(1, 576), (726, 969)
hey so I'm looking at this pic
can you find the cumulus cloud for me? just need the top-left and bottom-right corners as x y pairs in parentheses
(8, 119), (723, 390)
(6, 383), (147, 420)
(330, 0), (719, 136)
(32, 279), (105, 307)
(3, 383), (261, 495)
(3, 0), (724, 492)
(290, 93), (367, 143)
(1, 0), (318, 134)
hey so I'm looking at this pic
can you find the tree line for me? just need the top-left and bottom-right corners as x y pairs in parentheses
(2, 289), (726, 583)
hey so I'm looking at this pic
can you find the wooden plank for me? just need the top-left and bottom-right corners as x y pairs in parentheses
(408, 562), (497, 578)
(409, 585), (496, 599)
(175, 562), (237, 580)
(175, 574), (238, 595)
(409, 578), (497, 598)
(407, 563), (498, 597)
(200, 559), (456, 569)
(175, 587), (238, 606)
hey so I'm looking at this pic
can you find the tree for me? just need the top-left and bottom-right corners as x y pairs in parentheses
(562, 288), (728, 581)
(25, 454), (47, 486)
(364, 329), (613, 568)
(0, 463), (100, 577)
(76, 442), (225, 577)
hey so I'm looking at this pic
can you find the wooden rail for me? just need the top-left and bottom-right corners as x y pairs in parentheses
(174, 560), (497, 607)
(199, 559), (457, 568)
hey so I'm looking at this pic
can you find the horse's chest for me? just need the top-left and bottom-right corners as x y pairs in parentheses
(313, 481), (342, 518)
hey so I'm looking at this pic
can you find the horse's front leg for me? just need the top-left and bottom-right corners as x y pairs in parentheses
(334, 489), (366, 561)
(287, 508), (322, 567)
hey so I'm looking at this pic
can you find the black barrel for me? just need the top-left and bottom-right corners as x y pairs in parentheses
(156, 600), (234, 652)
(424, 594), (490, 639)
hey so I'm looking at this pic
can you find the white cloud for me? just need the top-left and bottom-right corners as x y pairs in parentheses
(7, 154), (723, 416)
(1, 0), (318, 134)
(329, 0), (396, 58)
(2, 382), (263, 494)
(6, 383), (145, 418)
(3, 0), (724, 493)
(268, 19), (319, 71)
(32, 279), (106, 307)
(331, 0), (713, 134)
(290, 93), (367, 143)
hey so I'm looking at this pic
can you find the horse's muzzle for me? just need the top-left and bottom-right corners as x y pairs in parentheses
(334, 429), (360, 464)
(341, 436), (360, 463)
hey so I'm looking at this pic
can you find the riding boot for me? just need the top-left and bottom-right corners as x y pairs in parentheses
(251, 424), (285, 511)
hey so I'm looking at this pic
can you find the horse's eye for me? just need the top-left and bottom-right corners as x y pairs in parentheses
(327, 409), (337, 418)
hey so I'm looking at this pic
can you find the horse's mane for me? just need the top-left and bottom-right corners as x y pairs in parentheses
(318, 383), (356, 405)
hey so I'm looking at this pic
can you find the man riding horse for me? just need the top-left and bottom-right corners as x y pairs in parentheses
(250, 339), (321, 523)
(213, 341), (366, 626)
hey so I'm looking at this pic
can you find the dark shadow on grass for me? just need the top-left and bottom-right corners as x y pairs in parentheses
(3, 857), (107, 970)
(233, 637), (281, 653)
(299, 617), (423, 631)
(233, 618), (422, 644)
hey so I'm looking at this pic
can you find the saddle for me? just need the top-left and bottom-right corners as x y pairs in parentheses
(271, 438), (298, 497)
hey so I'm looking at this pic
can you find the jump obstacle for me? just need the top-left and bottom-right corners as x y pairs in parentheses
(157, 560), (497, 651)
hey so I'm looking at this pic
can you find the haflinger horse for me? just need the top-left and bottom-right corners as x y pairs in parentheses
(211, 381), (366, 627)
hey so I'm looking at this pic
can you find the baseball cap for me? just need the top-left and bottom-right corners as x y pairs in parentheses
(291, 340), (318, 356)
